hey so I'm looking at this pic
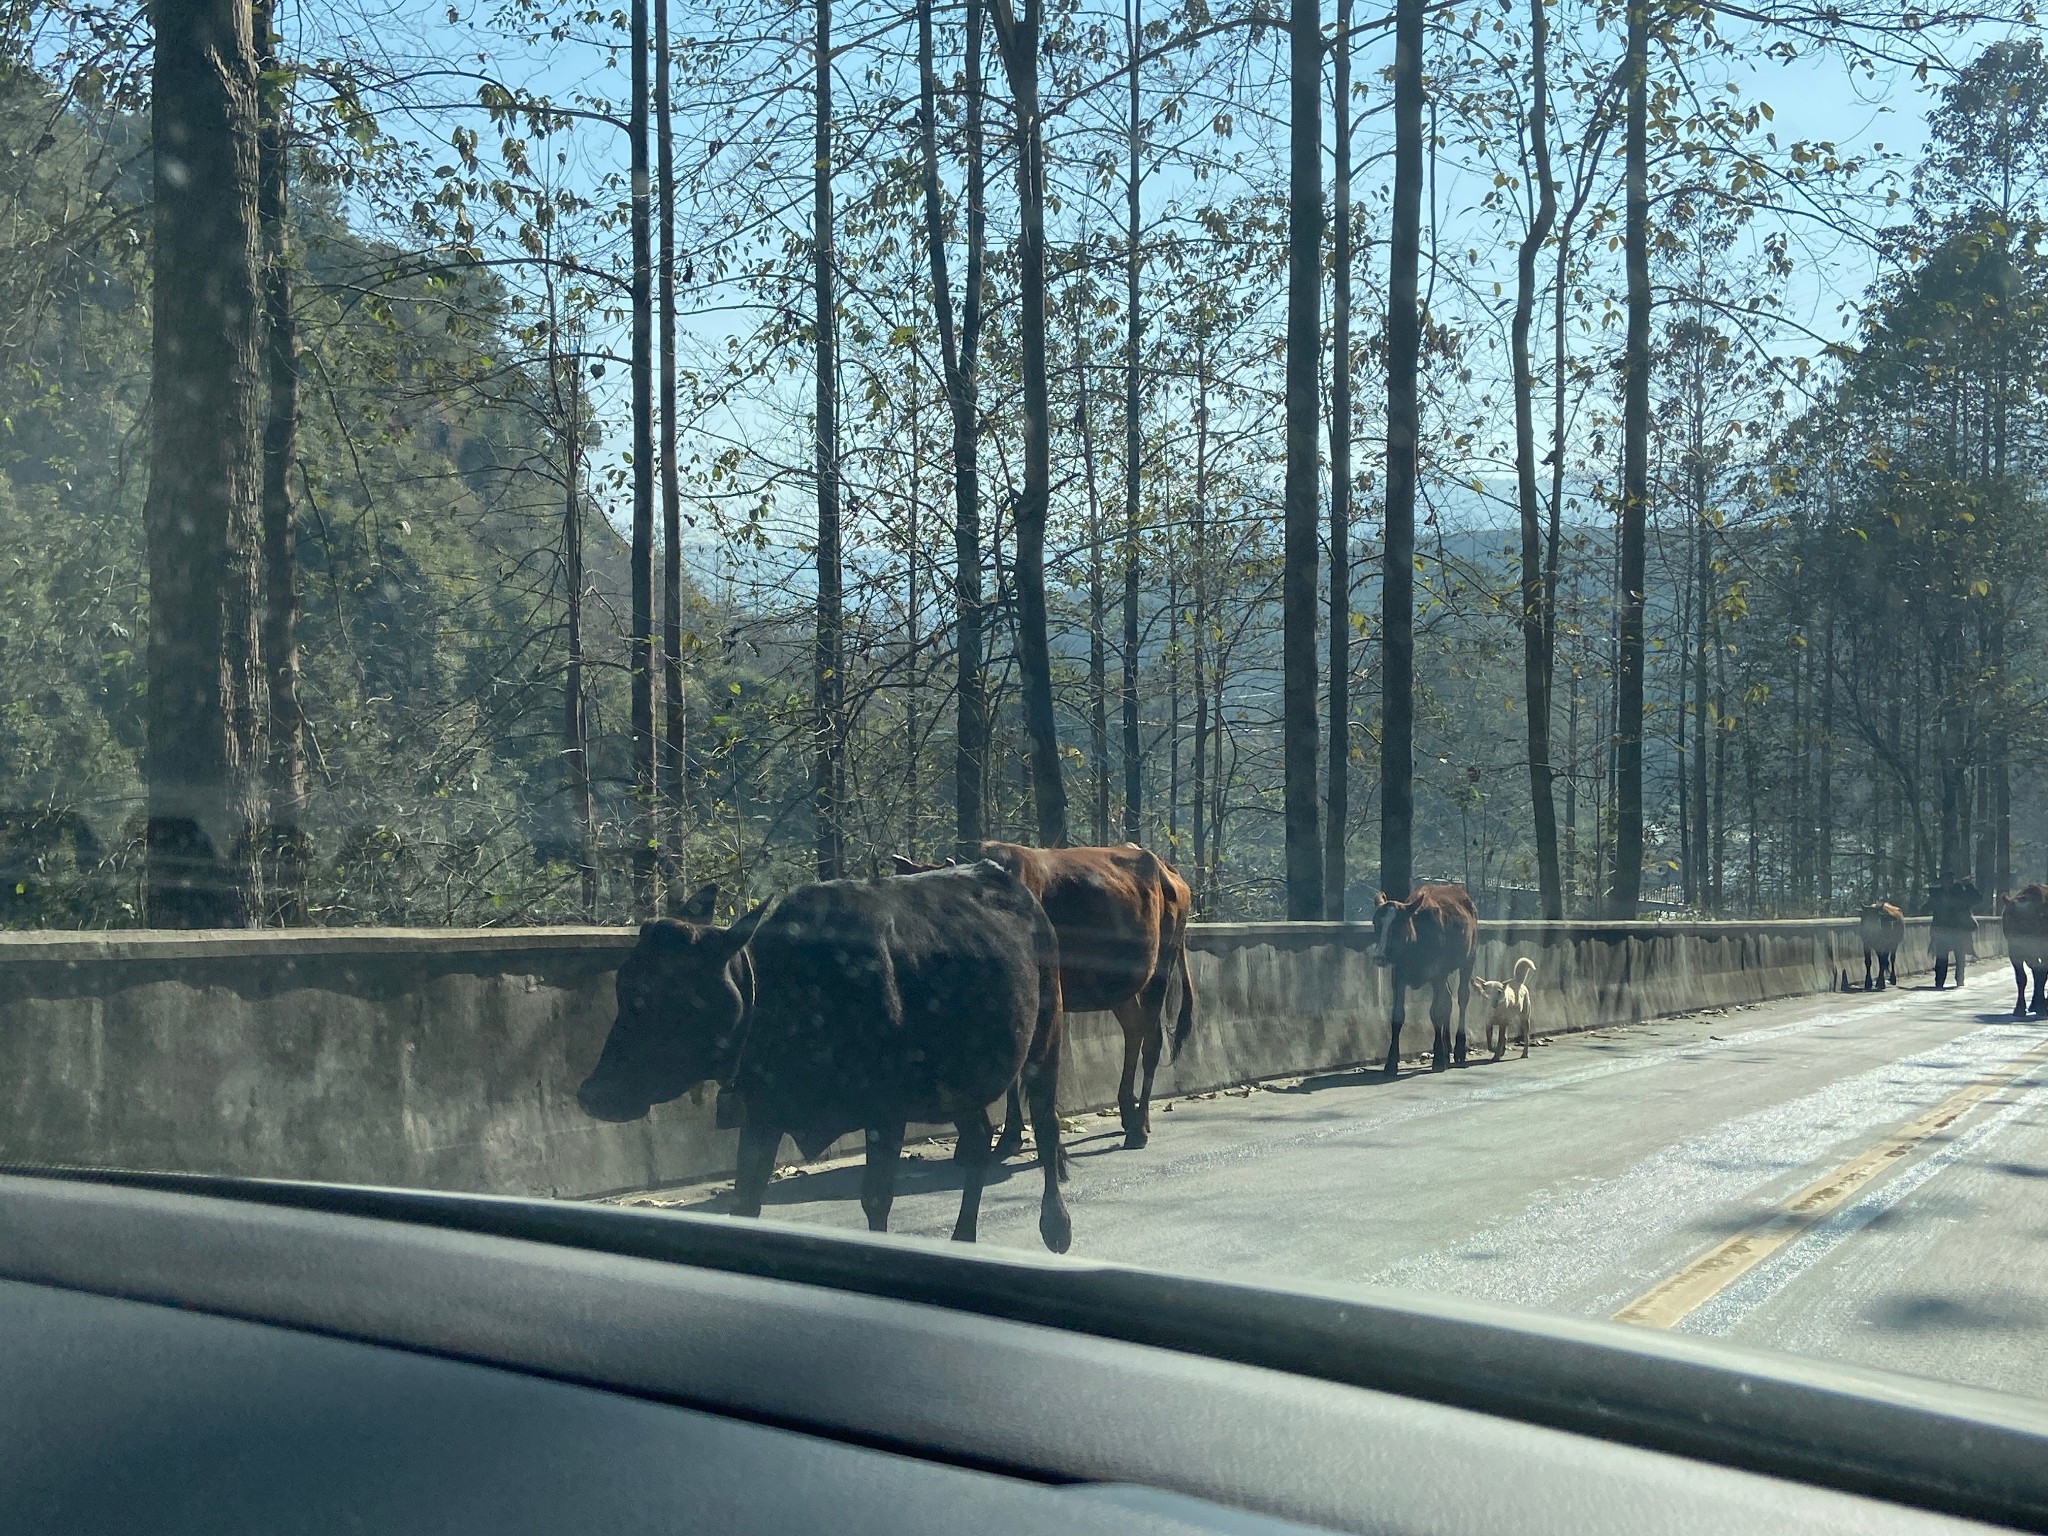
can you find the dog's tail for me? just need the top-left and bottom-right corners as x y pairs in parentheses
(1512, 955), (1537, 989)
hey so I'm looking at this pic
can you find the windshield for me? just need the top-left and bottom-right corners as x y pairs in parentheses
(7, 0), (2048, 1415)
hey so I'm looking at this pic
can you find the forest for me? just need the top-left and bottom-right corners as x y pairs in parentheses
(1, 0), (2042, 927)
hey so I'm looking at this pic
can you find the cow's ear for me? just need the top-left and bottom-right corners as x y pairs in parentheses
(719, 900), (771, 958)
(678, 883), (719, 922)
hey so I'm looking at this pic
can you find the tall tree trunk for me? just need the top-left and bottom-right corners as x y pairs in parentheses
(1512, 0), (1560, 920)
(1324, 0), (1352, 920)
(1819, 604), (1835, 908)
(1121, 0), (1143, 843)
(254, 0), (305, 925)
(992, 0), (1067, 846)
(1382, 0), (1423, 899)
(1712, 604), (1728, 911)
(1610, 0), (1650, 917)
(1167, 556), (1180, 849)
(561, 326), (596, 919)
(1691, 480), (1710, 911)
(145, 0), (264, 928)
(917, 0), (988, 859)
(658, 0), (686, 898)
(1192, 354), (1211, 907)
(628, 0), (657, 911)
(1280, 0), (1323, 918)
(1081, 339), (1110, 844)
(1210, 643), (1226, 904)
(814, 0), (846, 877)
(906, 379), (922, 847)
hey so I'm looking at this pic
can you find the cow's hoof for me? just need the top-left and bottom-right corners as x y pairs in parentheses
(1123, 1131), (1149, 1151)
(1431, 1057), (1449, 1073)
(1039, 1205), (1073, 1254)
(991, 1132), (1024, 1161)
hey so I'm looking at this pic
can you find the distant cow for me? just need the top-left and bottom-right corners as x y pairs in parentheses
(1372, 884), (1480, 1076)
(577, 864), (1072, 1253)
(1857, 902), (1905, 991)
(2002, 884), (2048, 1017)
(892, 841), (1195, 1152)
(1927, 878), (1982, 989)
(1475, 955), (1536, 1061)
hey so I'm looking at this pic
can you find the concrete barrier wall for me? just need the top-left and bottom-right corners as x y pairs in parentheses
(0, 914), (1945, 1200)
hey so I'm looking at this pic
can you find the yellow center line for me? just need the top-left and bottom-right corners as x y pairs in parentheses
(1613, 1036), (2048, 1330)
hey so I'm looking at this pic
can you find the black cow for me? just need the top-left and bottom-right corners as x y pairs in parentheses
(1927, 878), (1981, 989)
(2002, 885), (2048, 1017)
(577, 863), (1073, 1253)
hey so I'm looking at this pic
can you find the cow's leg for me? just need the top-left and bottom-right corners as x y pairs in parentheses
(948, 1108), (991, 1243)
(1864, 947), (1875, 991)
(731, 1122), (781, 1219)
(1024, 1053), (1072, 1254)
(1430, 981), (1453, 1073)
(2014, 960), (2029, 1019)
(1935, 951), (1950, 989)
(863, 1120), (907, 1233)
(965, 1083), (1025, 1162)
(1957, 950), (1967, 985)
(1114, 1000), (1147, 1148)
(2032, 961), (2046, 1015)
(1112, 990), (1166, 1150)
(1454, 967), (1472, 1066)
(1383, 985), (1406, 1078)
(992, 1082), (1027, 1160)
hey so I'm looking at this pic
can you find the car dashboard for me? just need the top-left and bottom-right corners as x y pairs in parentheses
(0, 1167), (2043, 1535)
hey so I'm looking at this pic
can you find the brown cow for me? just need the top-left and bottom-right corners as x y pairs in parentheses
(1372, 883), (1480, 1076)
(2002, 884), (2048, 1018)
(893, 842), (1195, 1152)
(1857, 901), (1905, 991)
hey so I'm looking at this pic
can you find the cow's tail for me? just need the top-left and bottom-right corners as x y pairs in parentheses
(1169, 937), (1196, 1063)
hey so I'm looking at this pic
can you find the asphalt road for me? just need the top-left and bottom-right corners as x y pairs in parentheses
(618, 969), (2048, 1403)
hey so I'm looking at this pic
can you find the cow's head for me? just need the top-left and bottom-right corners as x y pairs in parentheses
(576, 885), (768, 1123)
(1371, 891), (1411, 966)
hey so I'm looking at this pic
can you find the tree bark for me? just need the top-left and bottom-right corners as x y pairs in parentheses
(1610, 0), (1650, 918)
(145, 0), (265, 928)
(658, 0), (687, 898)
(1192, 349), (1211, 908)
(1691, 472), (1711, 910)
(1323, 0), (1352, 920)
(1121, 0), (1143, 843)
(814, 0), (846, 877)
(918, 0), (988, 858)
(1080, 334), (1110, 844)
(254, 0), (305, 925)
(629, 0), (658, 911)
(1511, 0), (1560, 921)
(992, 0), (1067, 846)
(561, 326), (595, 920)
(1281, 0), (1323, 917)
(1381, 0), (1423, 899)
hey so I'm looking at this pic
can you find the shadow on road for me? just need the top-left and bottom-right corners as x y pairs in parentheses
(1864, 1292), (2037, 1333)
(667, 1125), (1132, 1215)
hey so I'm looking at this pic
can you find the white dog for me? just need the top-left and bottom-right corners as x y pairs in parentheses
(1475, 955), (1536, 1061)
